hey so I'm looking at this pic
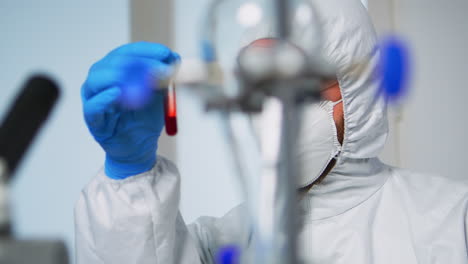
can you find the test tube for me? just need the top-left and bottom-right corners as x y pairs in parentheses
(164, 81), (178, 136)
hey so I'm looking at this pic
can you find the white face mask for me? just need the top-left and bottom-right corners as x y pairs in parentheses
(295, 99), (342, 188)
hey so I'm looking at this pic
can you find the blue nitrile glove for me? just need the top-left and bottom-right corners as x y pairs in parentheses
(81, 42), (180, 179)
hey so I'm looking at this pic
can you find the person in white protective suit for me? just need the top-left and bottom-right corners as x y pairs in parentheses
(75, 0), (468, 263)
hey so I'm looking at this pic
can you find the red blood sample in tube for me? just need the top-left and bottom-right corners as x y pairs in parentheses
(164, 84), (178, 136)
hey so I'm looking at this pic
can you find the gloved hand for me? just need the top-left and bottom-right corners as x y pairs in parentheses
(81, 42), (180, 179)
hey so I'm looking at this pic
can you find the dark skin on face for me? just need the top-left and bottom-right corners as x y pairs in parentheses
(244, 38), (345, 192)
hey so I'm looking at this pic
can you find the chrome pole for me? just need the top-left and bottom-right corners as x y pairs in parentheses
(253, 92), (299, 264)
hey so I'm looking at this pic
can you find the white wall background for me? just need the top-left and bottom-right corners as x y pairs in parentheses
(370, 0), (468, 181)
(0, 0), (129, 261)
(396, 0), (468, 180)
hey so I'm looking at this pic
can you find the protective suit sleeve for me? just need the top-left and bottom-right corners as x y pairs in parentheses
(187, 205), (251, 264)
(74, 156), (202, 264)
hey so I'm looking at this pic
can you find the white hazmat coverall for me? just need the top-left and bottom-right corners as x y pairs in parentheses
(75, 0), (468, 263)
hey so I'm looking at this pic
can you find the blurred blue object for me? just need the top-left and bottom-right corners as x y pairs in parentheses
(378, 36), (410, 102)
(217, 245), (240, 264)
(202, 40), (216, 62)
(119, 61), (155, 109)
